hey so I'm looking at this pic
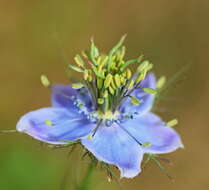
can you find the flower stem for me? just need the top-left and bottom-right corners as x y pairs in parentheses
(76, 162), (95, 190)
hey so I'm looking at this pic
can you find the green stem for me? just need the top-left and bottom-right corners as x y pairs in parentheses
(76, 162), (95, 190)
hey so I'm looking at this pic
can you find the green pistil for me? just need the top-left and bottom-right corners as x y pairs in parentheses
(68, 36), (155, 113)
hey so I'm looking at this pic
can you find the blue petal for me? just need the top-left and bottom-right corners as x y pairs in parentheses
(120, 112), (183, 154)
(51, 84), (94, 111)
(51, 84), (77, 108)
(120, 73), (156, 116)
(16, 107), (95, 144)
(82, 123), (144, 178)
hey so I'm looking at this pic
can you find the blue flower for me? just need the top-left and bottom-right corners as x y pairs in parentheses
(16, 37), (183, 178)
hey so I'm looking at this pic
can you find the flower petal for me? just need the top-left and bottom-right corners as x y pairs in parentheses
(51, 84), (94, 111)
(82, 123), (144, 178)
(120, 73), (156, 116)
(16, 107), (95, 144)
(120, 112), (183, 154)
(51, 84), (77, 108)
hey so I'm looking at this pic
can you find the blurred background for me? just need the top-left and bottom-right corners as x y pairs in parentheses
(0, 0), (208, 189)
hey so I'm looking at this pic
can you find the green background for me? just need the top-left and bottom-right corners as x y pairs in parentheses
(0, 0), (208, 189)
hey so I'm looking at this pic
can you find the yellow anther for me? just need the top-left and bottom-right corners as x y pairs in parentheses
(88, 70), (93, 82)
(74, 54), (85, 67)
(88, 75), (93, 82)
(126, 69), (132, 79)
(99, 56), (108, 70)
(127, 80), (134, 89)
(131, 96), (141, 105)
(40, 75), (50, 88)
(97, 56), (102, 64)
(45, 120), (53, 126)
(104, 74), (113, 88)
(135, 72), (146, 83)
(122, 72), (126, 77)
(98, 62), (104, 72)
(120, 75), (126, 85)
(83, 70), (89, 80)
(88, 135), (93, 140)
(166, 119), (178, 127)
(143, 88), (157, 94)
(111, 80), (117, 89)
(142, 142), (152, 147)
(108, 85), (115, 95)
(157, 76), (166, 89)
(137, 61), (153, 73)
(137, 60), (150, 72)
(114, 74), (121, 88)
(72, 83), (84, 89)
(68, 64), (84, 73)
(81, 51), (88, 59)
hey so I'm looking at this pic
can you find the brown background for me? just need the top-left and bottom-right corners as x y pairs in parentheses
(0, 0), (209, 189)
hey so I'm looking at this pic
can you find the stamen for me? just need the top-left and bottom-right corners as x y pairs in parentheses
(166, 119), (178, 127)
(74, 54), (85, 68)
(92, 119), (103, 137)
(142, 142), (152, 147)
(68, 64), (84, 73)
(72, 83), (84, 89)
(40, 74), (51, 88)
(130, 96), (141, 105)
(114, 74), (121, 88)
(87, 135), (93, 140)
(142, 88), (157, 94)
(45, 120), (53, 126)
(157, 76), (166, 89)
(116, 122), (142, 146)
(68, 36), (154, 114)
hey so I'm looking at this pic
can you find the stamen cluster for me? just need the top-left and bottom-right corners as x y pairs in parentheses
(69, 36), (155, 114)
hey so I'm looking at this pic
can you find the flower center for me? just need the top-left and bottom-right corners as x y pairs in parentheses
(97, 110), (119, 120)
(70, 36), (156, 114)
